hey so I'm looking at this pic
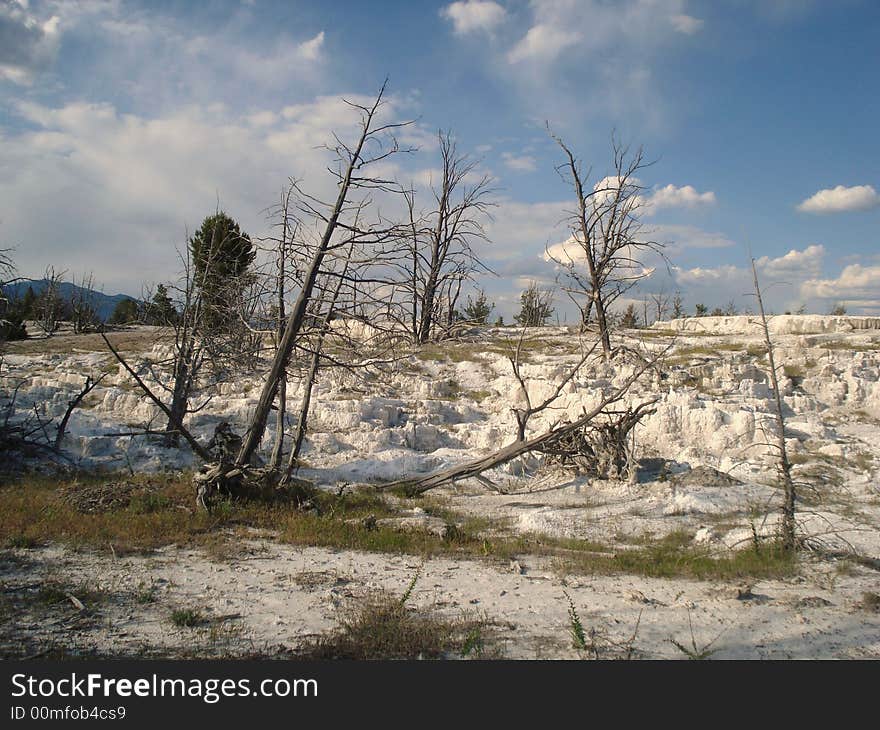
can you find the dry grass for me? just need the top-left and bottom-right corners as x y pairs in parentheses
(3, 327), (160, 355)
(297, 589), (496, 659)
(0, 472), (797, 581)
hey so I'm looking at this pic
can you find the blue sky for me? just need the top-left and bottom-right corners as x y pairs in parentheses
(1, 0), (878, 319)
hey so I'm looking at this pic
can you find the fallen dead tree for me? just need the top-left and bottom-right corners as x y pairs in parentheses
(377, 353), (662, 495)
(540, 402), (657, 481)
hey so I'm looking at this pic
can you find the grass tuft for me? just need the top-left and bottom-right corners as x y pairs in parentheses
(170, 608), (206, 628)
(298, 590), (494, 660)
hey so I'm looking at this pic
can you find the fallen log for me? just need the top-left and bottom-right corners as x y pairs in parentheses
(378, 356), (661, 495)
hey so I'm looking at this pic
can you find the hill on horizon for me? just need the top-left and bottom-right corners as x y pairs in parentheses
(2, 279), (139, 322)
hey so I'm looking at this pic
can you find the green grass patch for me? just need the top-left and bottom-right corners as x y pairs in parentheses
(170, 608), (207, 628)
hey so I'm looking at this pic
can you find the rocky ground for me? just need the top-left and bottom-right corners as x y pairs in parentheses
(1, 315), (879, 659)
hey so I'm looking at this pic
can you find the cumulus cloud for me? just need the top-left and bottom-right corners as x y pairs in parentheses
(441, 1), (506, 35)
(665, 244), (866, 313)
(645, 184), (716, 212)
(0, 93), (418, 294)
(756, 244), (824, 279)
(0, 0), (61, 84)
(579, 178), (716, 216)
(796, 184), (880, 214)
(501, 152), (537, 172)
(544, 223), (733, 270)
(800, 265), (880, 311)
(507, 23), (581, 63)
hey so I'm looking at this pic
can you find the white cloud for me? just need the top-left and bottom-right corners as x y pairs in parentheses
(507, 23), (581, 63)
(0, 0), (61, 84)
(645, 183), (716, 212)
(581, 178), (716, 216)
(0, 93), (417, 294)
(441, 1), (506, 35)
(800, 264), (880, 310)
(543, 222), (733, 270)
(297, 30), (324, 61)
(667, 244), (854, 313)
(671, 14), (703, 34)
(501, 152), (537, 172)
(796, 184), (880, 214)
(756, 243), (824, 279)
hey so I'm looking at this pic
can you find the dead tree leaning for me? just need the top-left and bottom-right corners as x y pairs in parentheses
(235, 80), (414, 470)
(750, 258), (797, 551)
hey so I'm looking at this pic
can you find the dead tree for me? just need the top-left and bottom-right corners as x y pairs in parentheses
(234, 80), (415, 471)
(54, 374), (106, 448)
(286, 251), (351, 473)
(509, 328), (600, 442)
(69, 272), (100, 333)
(751, 258), (797, 551)
(546, 130), (662, 355)
(34, 266), (67, 336)
(101, 331), (211, 460)
(379, 349), (661, 495)
(102, 238), (236, 455)
(540, 403), (655, 481)
(396, 131), (494, 344)
(266, 185), (296, 469)
(650, 287), (670, 325)
(155, 246), (211, 448)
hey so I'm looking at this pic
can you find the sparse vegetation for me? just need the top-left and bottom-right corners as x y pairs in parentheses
(170, 608), (207, 628)
(297, 589), (495, 659)
(668, 611), (723, 660)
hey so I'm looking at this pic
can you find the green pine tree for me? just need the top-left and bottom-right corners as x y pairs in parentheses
(188, 212), (255, 330)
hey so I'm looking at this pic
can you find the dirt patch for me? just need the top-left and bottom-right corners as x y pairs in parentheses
(3, 327), (160, 355)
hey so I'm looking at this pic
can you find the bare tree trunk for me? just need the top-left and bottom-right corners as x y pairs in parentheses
(286, 251), (351, 473)
(288, 348), (319, 469)
(751, 258), (797, 551)
(236, 85), (394, 467)
(55, 374), (106, 449)
(101, 331), (211, 460)
(165, 340), (193, 447)
(269, 206), (290, 470)
(237, 133), (366, 464)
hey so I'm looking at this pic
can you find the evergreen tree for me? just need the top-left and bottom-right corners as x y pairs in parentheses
(188, 212), (254, 329)
(109, 298), (140, 325)
(620, 303), (639, 328)
(514, 282), (554, 327)
(144, 284), (178, 325)
(20, 286), (36, 319)
(463, 289), (494, 324)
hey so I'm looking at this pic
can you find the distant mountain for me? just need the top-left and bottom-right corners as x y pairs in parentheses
(2, 279), (139, 322)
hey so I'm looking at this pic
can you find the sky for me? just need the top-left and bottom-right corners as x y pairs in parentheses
(1, 0), (879, 321)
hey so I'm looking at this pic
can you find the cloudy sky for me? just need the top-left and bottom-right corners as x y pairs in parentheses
(2, 0), (878, 319)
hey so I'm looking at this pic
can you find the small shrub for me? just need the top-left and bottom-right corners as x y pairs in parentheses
(564, 592), (588, 651)
(170, 608), (206, 628)
(299, 590), (493, 660)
